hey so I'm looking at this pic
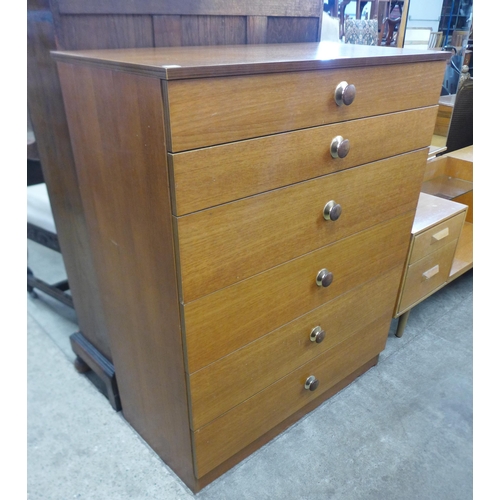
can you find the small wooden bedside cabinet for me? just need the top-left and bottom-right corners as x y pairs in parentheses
(393, 192), (468, 337)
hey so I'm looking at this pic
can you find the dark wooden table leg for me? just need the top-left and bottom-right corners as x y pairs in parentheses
(70, 331), (121, 411)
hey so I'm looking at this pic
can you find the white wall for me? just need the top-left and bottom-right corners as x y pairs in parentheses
(407, 0), (443, 32)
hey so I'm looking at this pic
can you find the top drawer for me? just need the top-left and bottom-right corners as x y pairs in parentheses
(410, 210), (466, 264)
(165, 60), (446, 151)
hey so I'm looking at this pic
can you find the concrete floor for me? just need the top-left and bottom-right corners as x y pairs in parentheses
(27, 239), (473, 500)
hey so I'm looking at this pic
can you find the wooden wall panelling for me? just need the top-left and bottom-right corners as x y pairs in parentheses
(267, 17), (320, 43)
(53, 14), (155, 50)
(56, 0), (324, 17)
(152, 15), (183, 47)
(174, 16), (247, 46)
(247, 16), (268, 44)
(27, 3), (112, 360)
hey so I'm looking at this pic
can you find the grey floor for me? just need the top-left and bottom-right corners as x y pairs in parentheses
(27, 238), (473, 500)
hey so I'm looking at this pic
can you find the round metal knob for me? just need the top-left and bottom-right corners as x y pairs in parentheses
(335, 81), (356, 106)
(305, 375), (320, 391)
(316, 268), (333, 287)
(330, 136), (350, 159)
(310, 326), (326, 344)
(323, 200), (342, 221)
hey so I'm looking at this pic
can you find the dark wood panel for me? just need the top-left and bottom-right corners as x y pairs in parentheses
(179, 16), (247, 46)
(56, 14), (154, 50)
(28, 0), (50, 9)
(267, 17), (320, 43)
(57, 61), (196, 486)
(27, 6), (112, 359)
(153, 15), (182, 47)
(246, 16), (267, 44)
(56, 0), (324, 17)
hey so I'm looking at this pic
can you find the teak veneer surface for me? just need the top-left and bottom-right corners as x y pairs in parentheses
(53, 41), (447, 492)
(51, 42), (450, 80)
(410, 209), (466, 264)
(399, 239), (458, 312)
(57, 63), (194, 484)
(165, 61), (445, 151)
(193, 314), (390, 477)
(169, 106), (438, 215)
(177, 149), (428, 302)
(183, 211), (415, 373)
(189, 266), (402, 429)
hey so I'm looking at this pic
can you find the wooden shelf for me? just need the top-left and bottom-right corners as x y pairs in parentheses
(421, 175), (473, 200)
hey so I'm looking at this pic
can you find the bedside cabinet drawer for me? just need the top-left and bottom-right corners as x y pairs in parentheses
(166, 61), (446, 151)
(410, 211), (466, 264)
(176, 149), (427, 303)
(169, 107), (437, 215)
(188, 266), (402, 429)
(192, 314), (390, 478)
(399, 239), (457, 312)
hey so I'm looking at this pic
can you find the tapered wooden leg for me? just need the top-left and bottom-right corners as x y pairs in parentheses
(395, 310), (410, 338)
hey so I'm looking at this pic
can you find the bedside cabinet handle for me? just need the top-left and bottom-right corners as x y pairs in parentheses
(316, 268), (334, 287)
(323, 200), (342, 221)
(423, 265), (439, 280)
(330, 135), (350, 159)
(310, 326), (326, 343)
(432, 227), (449, 242)
(335, 81), (356, 106)
(305, 375), (320, 391)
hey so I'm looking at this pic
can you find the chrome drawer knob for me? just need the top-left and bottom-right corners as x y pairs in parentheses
(316, 268), (333, 287)
(323, 200), (342, 221)
(310, 326), (326, 343)
(305, 375), (320, 391)
(335, 81), (356, 106)
(330, 135), (350, 159)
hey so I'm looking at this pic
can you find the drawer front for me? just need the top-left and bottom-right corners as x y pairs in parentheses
(169, 107), (438, 215)
(410, 210), (465, 264)
(398, 239), (458, 312)
(192, 314), (389, 477)
(189, 266), (402, 430)
(177, 149), (427, 303)
(166, 60), (446, 151)
(184, 211), (414, 373)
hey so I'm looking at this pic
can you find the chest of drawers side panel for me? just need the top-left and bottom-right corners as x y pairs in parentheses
(166, 60), (447, 151)
(56, 62), (197, 487)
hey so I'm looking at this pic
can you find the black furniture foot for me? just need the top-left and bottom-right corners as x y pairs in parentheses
(70, 331), (121, 411)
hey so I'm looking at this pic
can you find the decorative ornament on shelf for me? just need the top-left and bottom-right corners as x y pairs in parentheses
(458, 65), (471, 90)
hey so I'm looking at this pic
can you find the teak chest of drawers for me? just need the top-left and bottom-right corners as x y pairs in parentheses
(53, 43), (449, 492)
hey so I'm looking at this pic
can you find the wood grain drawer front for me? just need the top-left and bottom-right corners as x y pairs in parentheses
(166, 60), (446, 151)
(184, 211), (414, 373)
(192, 314), (389, 477)
(177, 149), (427, 303)
(410, 211), (466, 264)
(189, 266), (402, 430)
(398, 239), (458, 312)
(169, 107), (438, 215)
